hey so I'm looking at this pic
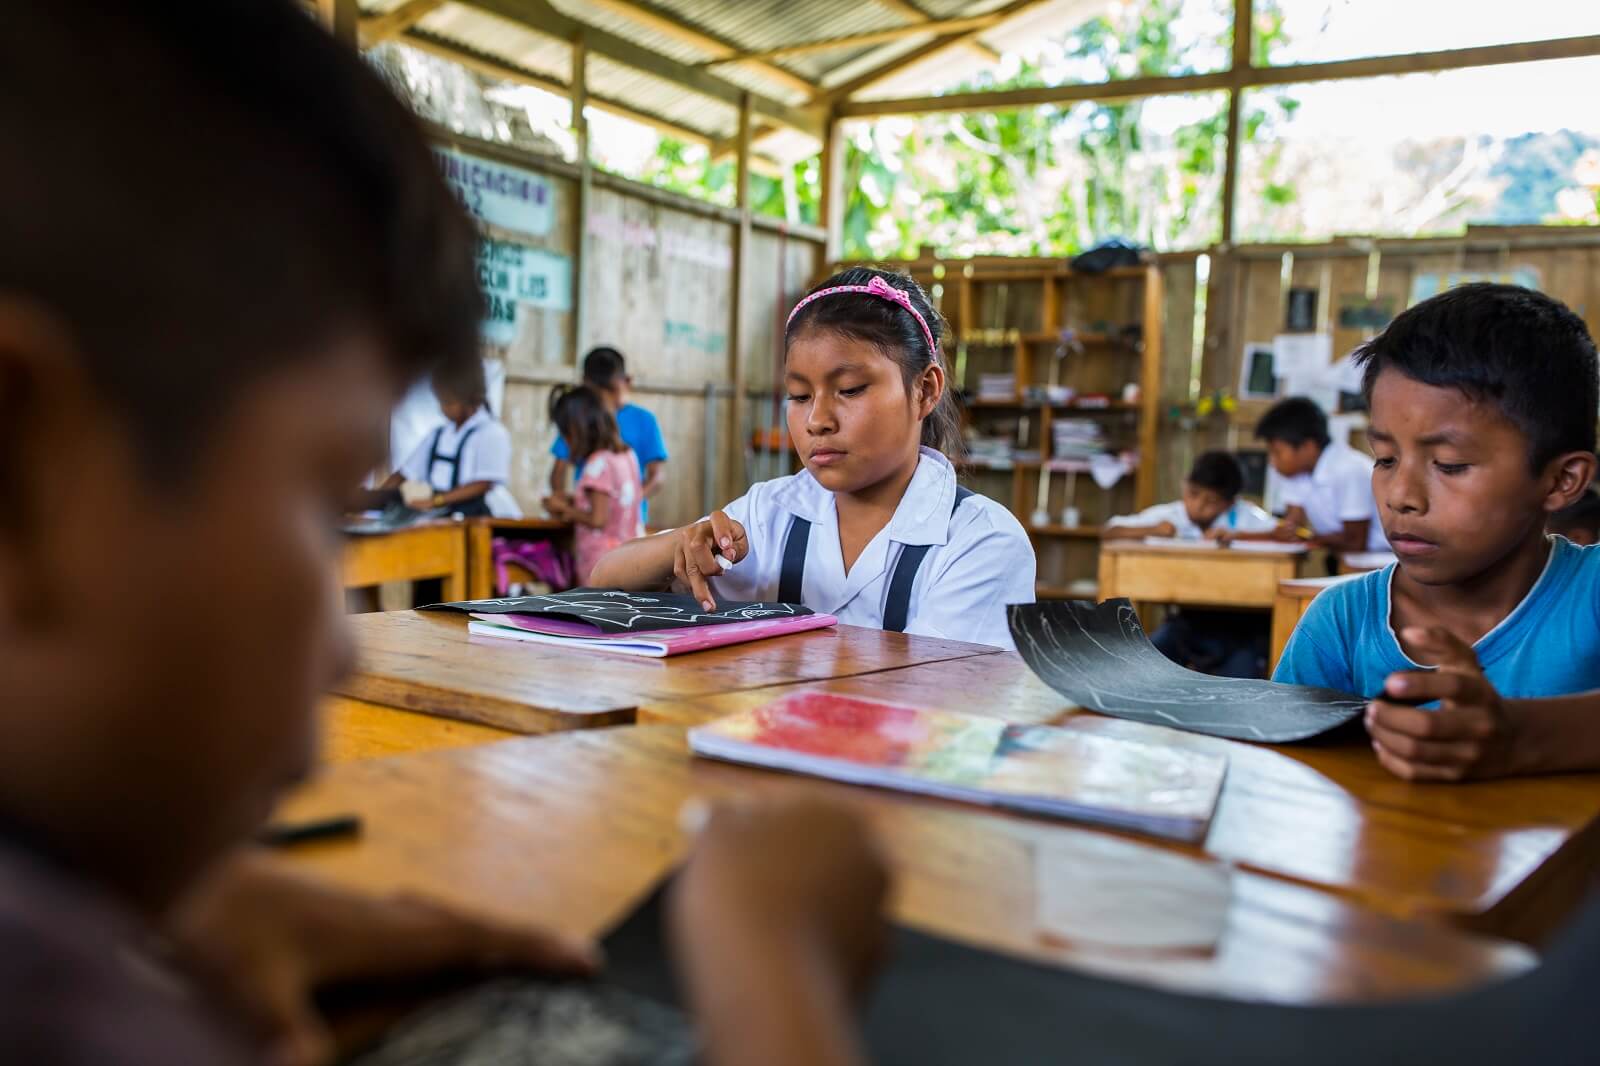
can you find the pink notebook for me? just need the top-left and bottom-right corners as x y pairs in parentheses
(467, 611), (837, 658)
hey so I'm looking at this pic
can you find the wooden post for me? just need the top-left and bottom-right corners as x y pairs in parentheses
(725, 92), (754, 502)
(570, 33), (591, 362)
(1219, 0), (1252, 246)
(819, 112), (846, 266)
(316, 0), (359, 45)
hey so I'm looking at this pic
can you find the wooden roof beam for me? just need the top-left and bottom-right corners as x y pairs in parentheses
(873, 0), (1000, 62)
(359, 0), (447, 46)
(400, 30), (715, 147)
(836, 30), (1600, 116)
(460, 0), (823, 137)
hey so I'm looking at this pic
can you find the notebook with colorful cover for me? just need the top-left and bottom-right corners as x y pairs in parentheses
(688, 691), (1226, 842)
(467, 610), (837, 658)
(423, 589), (813, 633)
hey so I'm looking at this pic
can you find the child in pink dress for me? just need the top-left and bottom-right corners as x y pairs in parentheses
(544, 385), (646, 585)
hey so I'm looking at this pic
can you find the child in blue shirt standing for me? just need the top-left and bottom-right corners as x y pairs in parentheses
(550, 346), (668, 523)
(1275, 283), (1600, 782)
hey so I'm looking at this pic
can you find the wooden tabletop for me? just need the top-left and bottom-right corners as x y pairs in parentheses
(335, 611), (1002, 735)
(1098, 540), (1311, 611)
(640, 653), (1600, 944)
(1100, 540), (1309, 559)
(277, 726), (1533, 1004)
(342, 520), (467, 600)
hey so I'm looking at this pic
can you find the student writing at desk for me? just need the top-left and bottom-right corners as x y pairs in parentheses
(364, 358), (521, 518)
(0, 6), (888, 1062)
(1275, 284), (1600, 782)
(1103, 451), (1278, 677)
(592, 268), (1036, 650)
(1223, 396), (1388, 552)
(550, 346), (667, 526)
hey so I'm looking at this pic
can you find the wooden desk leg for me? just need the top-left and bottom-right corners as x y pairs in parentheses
(468, 522), (494, 600)
(1270, 594), (1301, 672)
(443, 527), (468, 602)
(1096, 551), (1118, 603)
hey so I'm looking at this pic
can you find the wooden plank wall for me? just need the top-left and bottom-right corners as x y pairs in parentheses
(465, 145), (821, 530)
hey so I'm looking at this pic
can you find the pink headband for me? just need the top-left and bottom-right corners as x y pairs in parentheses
(786, 275), (936, 357)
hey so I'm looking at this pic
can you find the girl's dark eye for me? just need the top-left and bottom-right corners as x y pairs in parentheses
(786, 394), (810, 404)
(1374, 456), (1396, 469)
(1435, 462), (1469, 475)
(840, 385), (867, 397)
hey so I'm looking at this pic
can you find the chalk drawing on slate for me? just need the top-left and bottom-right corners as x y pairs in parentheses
(424, 590), (813, 633)
(1008, 599), (1367, 743)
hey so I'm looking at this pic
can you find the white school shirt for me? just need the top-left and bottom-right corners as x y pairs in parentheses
(711, 447), (1037, 650)
(1104, 498), (1278, 539)
(399, 407), (523, 518)
(1278, 442), (1388, 551)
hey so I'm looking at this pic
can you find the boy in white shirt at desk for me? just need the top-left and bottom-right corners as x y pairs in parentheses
(1104, 451), (1278, 678)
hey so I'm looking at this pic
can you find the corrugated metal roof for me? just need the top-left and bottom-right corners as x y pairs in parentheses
(369, 0), (1103, 155)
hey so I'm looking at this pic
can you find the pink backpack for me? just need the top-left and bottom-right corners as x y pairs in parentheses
(491, 537), (574, 595)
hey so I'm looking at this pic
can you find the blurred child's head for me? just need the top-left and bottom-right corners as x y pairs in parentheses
(1254, 397), (1330, 478)
(1550, 489), (1600, 546)
(0, 1), (478, 911)
(432, 356), (489, 425)
(550, 384), (623, 466)
(582, 346), (631, 409)
(783, 267), (960, 495)
(1183, 451), (1244, 529)
(1356, 283), (1598, 583)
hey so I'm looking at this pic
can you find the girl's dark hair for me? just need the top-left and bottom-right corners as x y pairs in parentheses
(784, 266), (964, 459)
(549, 384), (623, 467)
(433, 357), (489, 411)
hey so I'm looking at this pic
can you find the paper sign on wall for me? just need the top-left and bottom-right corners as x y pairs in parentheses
(433, 145), (554, 237)
(477, 238), (571, 345)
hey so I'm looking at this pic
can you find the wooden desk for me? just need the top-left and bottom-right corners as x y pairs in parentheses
(465, 516), (572, 599)
(278, 726), (1532, 1004)
(1098, 541), (1308, 610)
(641, 654), (1600, 945)
(1270, 574), (1363, 670)
(335, 611), (1001, 735)
(343, 522), (466, 601)
(320, 696), (514, 765)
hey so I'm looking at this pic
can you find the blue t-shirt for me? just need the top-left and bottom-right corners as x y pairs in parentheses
(552, 403), (667, 521)
(1274, 536), (1600, 700)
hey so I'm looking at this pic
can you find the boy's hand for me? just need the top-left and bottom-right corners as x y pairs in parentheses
(171, 852), (601, 1066)
(1148, 521), (1177, 538)
(541, 494), (571, 519)
(1366, 626), (1520, 782)
(673, 511), (747, 610)
(1205, 527), (1233, 544)
(670, 800), (889, 1002)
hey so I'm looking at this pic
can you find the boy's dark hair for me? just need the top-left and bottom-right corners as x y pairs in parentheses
(549, 385), (623, 467)
(1187, 451), (1244, 500)
(3, 1), (481, 477)
(1355, 283), (1599, 470)
(433, 358), (489, 411)
(1551, 488), (1600, 535)
(582, 347), (628, 389)
(785, 267), (964, 459)
(1255, 397), (1331, 450)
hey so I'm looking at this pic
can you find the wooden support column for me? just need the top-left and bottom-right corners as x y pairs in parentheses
(819, 112), (846, 267)
(1219, 0), (1252, 246)
(725, 92), (754, 502)
(571, 33), (591, 361)
(316, 0), (359, 45)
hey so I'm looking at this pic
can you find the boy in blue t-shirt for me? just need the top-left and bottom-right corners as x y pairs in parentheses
(1275, 283), (1600, 782)
(549, 346), (667, 522)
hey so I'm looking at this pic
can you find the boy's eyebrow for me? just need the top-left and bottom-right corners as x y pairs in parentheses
(786, 362), (870, 382)
(1368, 426), (1471, 446)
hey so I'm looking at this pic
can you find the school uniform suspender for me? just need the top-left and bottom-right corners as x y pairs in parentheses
(426, 426), (480, 490)
(778, 487), (975, 632)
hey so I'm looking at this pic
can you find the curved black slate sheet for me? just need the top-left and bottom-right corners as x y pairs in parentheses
(1008, 599), (1367, 743)
(423, 589), (812, 633)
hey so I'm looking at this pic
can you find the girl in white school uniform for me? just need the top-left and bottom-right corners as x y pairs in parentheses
(373, 359), (522, 518)
(592, 267), (1036, 649)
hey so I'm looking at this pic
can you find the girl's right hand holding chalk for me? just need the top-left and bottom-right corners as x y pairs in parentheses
(674, 510), (748, 610)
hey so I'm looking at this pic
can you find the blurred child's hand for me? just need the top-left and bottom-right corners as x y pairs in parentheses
(673, 510), (748, 610)
(399, 479), (434, 509)
(541, 494), (571, 519)
(1150, 521), (1177, 538)
(669, 800), (889, 1003)
(171, 852), (600, 1066)
(1366, 626), (1520, 782)
(1206, 527), (1234, 544)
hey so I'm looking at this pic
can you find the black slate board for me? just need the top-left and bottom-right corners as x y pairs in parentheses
(421, 589), (813, 634)
(1008, 599), (1367, 743)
